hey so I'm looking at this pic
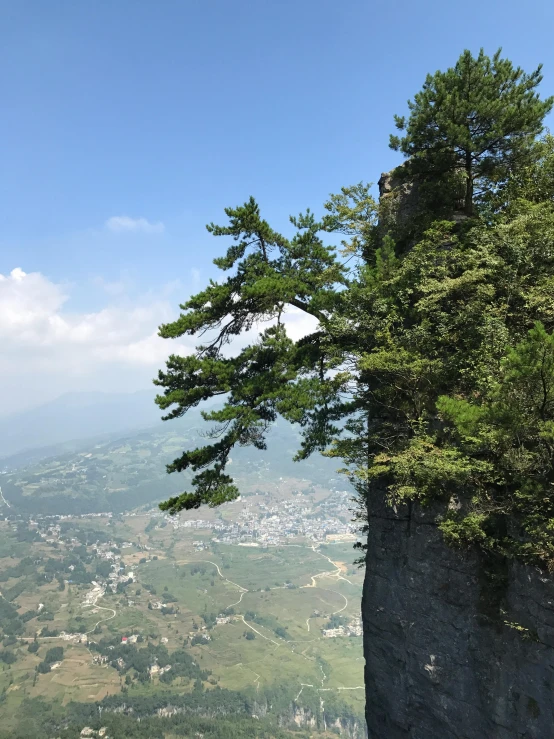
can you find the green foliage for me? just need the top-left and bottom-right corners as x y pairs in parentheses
(322, 182), (378, 259)
(0, 594), (24, 635)
(191, 633), (210, 646)
(491, 134), (554, 213)
(0, 556), (35, 582)
(390, 48), (553, 215)
(325, 614), (348, 629)
(0, 649), (17, 664)
(154, 196), (347, 512)
(37, 610), (54, 621)
(95, 560), (113, 578)
(40, 627), (59, 637)
(436, 322), (554, 561)
(202, 611), (217, 628)
(145, 518), (157, 533)
(274, 626), (289, 640)
(155, 50), (554, 568)
(44, 646), (64, 664)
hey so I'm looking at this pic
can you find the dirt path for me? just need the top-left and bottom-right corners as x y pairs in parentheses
(85, 602), (117, 633)
(238, 614), (281, 646)
(177, 546), (363, 699)
(175, 558), (247, 609)
(20, 585), (117, 641)
(0, 486), (11, 508)
(236, 662), (261, 691)
(310, 545), (353, 585)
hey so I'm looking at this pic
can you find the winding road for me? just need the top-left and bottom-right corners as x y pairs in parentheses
(16, 542), (361, 703)
(182, 543), (363, 699)
(83, 591), (117, 634)
(19, 585), (117, 642)
(0, 486), (11, 508)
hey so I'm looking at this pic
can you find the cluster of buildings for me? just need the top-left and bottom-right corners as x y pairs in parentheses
(120, 634), (140, 644)
(91, 654), (108, 666)
(224, 497), (355, 545)
(322, 618), (363, 638)
(80, 728), (108, 738)
(92, 542), (121, 562)
(59, 631), (89, 644)
(82, 583), (105, 607)
(164, 490), (358, 547)
(149, 662), (171, 677)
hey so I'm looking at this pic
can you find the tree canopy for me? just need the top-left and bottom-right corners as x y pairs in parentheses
(154, 197), (348, 513)
(389, 48), (553, 215)
(155, 50), (554, 567)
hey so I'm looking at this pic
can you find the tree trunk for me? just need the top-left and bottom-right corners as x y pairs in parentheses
(464, 151), (473, 215)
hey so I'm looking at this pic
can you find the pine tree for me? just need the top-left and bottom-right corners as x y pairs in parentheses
(389, 49), (553, 215)
(154, 197), (348, 513)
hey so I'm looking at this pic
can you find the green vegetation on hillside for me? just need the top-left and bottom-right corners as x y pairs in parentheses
(1, 417), (346, 515)
(0, 694), (315, 738)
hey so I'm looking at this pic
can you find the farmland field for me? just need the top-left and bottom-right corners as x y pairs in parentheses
(0, 482), (365, 738)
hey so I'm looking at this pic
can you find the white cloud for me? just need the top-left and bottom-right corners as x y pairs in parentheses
(0, 268), (320, 414)
(0, 268), (193, 412)
(280, 307), (319, 343)
(105, 215), (165, 234)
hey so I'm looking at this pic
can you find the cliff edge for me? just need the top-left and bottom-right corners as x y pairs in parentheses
(362, 492), (554, 738)
(362, 168), (554, 738)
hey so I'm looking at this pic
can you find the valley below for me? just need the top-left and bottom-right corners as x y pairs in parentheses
(0, 431), (365, 738)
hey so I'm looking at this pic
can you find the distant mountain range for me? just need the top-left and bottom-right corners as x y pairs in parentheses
(0, 413), (349, 516)
(0, 390), (165, 460)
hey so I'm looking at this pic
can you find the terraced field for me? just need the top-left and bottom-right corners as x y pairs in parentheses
(0, 511), (365, 735)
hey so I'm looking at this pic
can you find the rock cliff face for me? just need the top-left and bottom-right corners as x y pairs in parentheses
(377, 168), (421, 239)
(377, 166), (467, 252)
(361, 492), (554, 738)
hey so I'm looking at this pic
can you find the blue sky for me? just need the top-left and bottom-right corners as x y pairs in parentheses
(1, 0), (553, 412)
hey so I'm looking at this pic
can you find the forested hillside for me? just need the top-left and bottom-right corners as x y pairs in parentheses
(1, 416), (349, 515)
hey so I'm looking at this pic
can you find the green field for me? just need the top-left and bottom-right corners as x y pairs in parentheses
(0, 494), (364, 737)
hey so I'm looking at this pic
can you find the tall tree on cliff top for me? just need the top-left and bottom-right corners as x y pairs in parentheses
(389, 48), (553, 215)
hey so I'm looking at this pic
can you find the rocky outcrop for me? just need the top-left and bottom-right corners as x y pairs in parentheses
(377, 168), (421, 243)
(378, 169), (420, 227)
(106, 696), (366, 737)
(362, 492), (554, 738)
(377, 165), (468, 253)
(284, 703), (366, 737)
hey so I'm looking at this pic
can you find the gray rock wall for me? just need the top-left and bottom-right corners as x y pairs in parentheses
(362, 494), (554, 738)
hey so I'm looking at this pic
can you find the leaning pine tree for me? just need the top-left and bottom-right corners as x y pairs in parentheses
(154, 199), (352, 512)
(155, 48), (554, 592)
